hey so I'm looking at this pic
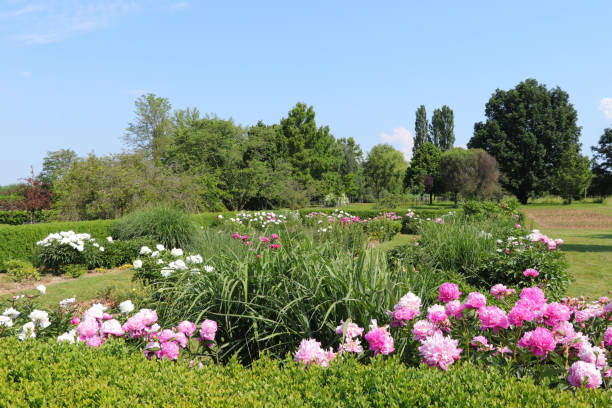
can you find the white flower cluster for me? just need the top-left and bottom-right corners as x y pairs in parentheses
(36, 231), (104, 252)
(228, 211), (287, 229)
(132, 245), (211, 278)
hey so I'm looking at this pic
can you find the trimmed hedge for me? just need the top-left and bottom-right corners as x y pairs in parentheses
(0, 209), (58, 225)
(0, 339), (608, 407)
(0, 220), (115, 266)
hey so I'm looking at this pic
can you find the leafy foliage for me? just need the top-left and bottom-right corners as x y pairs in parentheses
(2, 259), (40, 282)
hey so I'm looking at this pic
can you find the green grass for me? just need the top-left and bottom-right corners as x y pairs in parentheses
(375, 233), (416, 252)
(521, 201), (612, 299)
(1, 270), (134, 308)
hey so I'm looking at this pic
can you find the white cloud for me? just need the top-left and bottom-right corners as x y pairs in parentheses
(380, 126), (414, 161)
(2, 1), (137, 45)
(599, 97), (612, 121)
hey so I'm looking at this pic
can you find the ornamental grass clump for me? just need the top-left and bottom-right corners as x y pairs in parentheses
(112, 206), (198, 250)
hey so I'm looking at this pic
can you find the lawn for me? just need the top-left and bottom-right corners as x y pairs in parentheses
(1, 269), (134, 308)
(521, 202), (612, 299)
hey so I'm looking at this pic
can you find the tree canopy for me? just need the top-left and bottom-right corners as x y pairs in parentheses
(469, 79), (581, 204)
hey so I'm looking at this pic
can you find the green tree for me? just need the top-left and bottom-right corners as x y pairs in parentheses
(590, 128), (612, 197)
(553, 147), (592, 203)
(413, 105), (430, 155)
(364, 144), (407, 199)
(472, 149), (501, 199)
(38, 149), (77, 185)
(469, 79), (581, 204)
(404, 142), (441, 201)
(123, 93), (173, 163)
(430, 105), (454, 151)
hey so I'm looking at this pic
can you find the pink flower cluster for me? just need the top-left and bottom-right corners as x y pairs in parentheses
(490, 284), (516, 300)
(527, 230), (564, 250)
(523, 268), (539, 278)
(389, 292), (421, 327)
(364, 323), (395, 356)
(418, 331), (461, 370)
(232, 233), (280, 250)
(295, 338), (337, 367)
(336, 320), (364, 353)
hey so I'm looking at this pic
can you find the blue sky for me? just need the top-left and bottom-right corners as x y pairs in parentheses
(1, 0), (611, 185)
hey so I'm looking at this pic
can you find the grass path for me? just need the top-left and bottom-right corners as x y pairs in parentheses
(1, 270), (134, 308)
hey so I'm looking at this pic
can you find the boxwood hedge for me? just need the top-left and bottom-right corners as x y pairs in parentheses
(0, 338), (608, 407)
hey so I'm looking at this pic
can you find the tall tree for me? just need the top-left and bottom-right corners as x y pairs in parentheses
(413, 105), (430, 155)
(363, 144), (407, 199)
(38, 149), (77, 185)
(123, 93), (173, 162)
(552, 146), (592, 203)
(430, 105), (454, 151)
(591, 128), (612, 197)
(469, 79), (581, 204)
(404, 142), (441, 201)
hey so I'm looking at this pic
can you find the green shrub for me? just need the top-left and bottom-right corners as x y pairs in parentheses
(364, 218), (401, 241)
(0, 339), (608, 407)
(96, 238), (156, 269)
(113, 206), (198, 250)
(0, 220), (115, 266)
(61, 263), (87, 278)
(2, 259), (40, 282)
(0, 209), (58, 225)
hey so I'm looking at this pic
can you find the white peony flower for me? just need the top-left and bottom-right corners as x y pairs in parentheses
(169, 260), (187, 270)
(19, 322), (36, 340)
(99, 247), (105, 252)
(57, 329), (77, 344)
(156, 259), (164, 264)
(119, 300), (135, 314)
(133, 260), (143, 269)
(29, 310), (51, 328)
(156, 244), (165, 251)
(151, 251), (160, 258)
(0, 316), (13, 327)
(170, 248), (184, 257)
(83, 303), (107, 320)
(186, 255), (203, 264)
(106, 236), (114, 242)
(59, 298), (76, 306)
(140, 246), (152, 255)
(3, 307), (20, 319)
(203, 265), (215, 273)
(161, 268), (173, 277)
(36, 285), (46, 295)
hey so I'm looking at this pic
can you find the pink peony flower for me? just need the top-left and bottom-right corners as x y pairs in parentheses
(335, 321), (364, 339)
(295, 338), (326, 366)
(412, 319), (436, 341)
(389, 306), (420, 327)
(364, 325), (394, 356)
(568, 361), (602, 389)
(579, 346), (607, 369)
(241, 235), (248, 242)
(418, 332), (462, 371)
(157, 329), (176, 343)
(71, 316), (80, 325)
(232, 233), (241, 239)
(605, 327), (612, 346)
(259, 236), (270, 243)
(541, 302), (571, 326)
(519, 287), (547, 309)
(174, 332), (189, 348)
(553, 321), (577, 347)
(339, 338), (363, 353)
(138, 309), (158, 326)
(470, 335), (492, 351)
(490, 284), (516, 300)
(438, 282), (462, 303)
(100, 319), (124, 336)
(270, 234), (279, 240)
(77, 318), (99, 339)
(269, 244), (280, 250)
(518, 327), (556, 356)
(478, 306), (509, 332)
(464, 292), (486, 310)
(523, 268), (539, 278)
(177, 320), (197, 337)
(85, 335), (104, 348)
(161, 341), (180, 360)
(427, 304), (449, 324)
(445, 300), (463, 319)
(200, 319), (217, 341)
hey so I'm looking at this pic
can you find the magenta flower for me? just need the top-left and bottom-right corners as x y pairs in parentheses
(241, 235), (248, 242)
(270, 244), (280, 250)
(427, 304), (449, 325)
(541, 302), (571, 326)
(339, 337), (363, 353)
(200, 319), (217, 341)
(579, 346), (608, 369)
(259, 236), (270, 243)
(438, 282), (462, 303)
(364, 325), (394, 356)
(85, 335), (104, 348)
(518, 327), (556, 356)
(568, 361), (602, 389)
(418, 331), (462, 370)
(161, 341), (180, 360)
(77, 318), (99, 339)
(508, 303), (535, 327)
(519, 287), (547, 309)
(490, 284), (516, 300)
(470, 335), (492, 351)
(70, 315), (80, 325)
(464, 292), (486, 310)
(177, 320), (197, 337)
(270, 233), (279, 240)
(412, 319), (436, 341)
(157, 329), (176, 343)
(605, 327), (612, 346)
(232, 233), (241, 239)
(523, 268), (539, 278)
(445, 300), (463, 319)
(478, 306), (509, 332)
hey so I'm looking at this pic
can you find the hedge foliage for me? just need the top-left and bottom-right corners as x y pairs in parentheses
(0, 220), (115, 266)
(0, 210), (57, 225)
(0, 338), (608, 407)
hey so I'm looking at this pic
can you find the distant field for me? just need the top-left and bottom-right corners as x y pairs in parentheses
(521, 202), (612, 299)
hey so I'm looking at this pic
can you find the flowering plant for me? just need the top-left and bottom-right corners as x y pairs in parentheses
(35, 231), (106, 274)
